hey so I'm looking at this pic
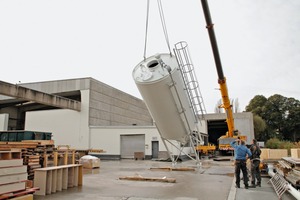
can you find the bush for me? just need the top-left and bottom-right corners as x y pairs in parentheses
(266, 138), (296, 155)
(266, 138), (281, 149)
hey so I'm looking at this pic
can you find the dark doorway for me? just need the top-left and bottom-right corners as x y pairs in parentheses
(152, 141), (159, 159)
(207, 119), (228, 146)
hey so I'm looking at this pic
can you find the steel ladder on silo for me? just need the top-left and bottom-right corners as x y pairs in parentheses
(174, 41), (207, 121)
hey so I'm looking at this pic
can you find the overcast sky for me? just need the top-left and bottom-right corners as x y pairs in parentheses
(1, 0), (299, 113)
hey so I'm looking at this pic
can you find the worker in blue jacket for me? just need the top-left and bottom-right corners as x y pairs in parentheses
(230, 139), (252, 189)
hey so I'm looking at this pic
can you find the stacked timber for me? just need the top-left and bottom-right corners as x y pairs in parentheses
(23, 155), (41, 180)
(0, 150), (38, 200)
(0, 140), (55, 180)
(273, 150), (300, 189)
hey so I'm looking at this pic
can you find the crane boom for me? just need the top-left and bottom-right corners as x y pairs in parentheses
(200, 0), (235, 138)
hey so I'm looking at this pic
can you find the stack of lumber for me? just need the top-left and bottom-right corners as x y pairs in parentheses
(277, 156), (300, 189)
(23, 155), (40, 180)
(0, 140), (55, 180)
(276, 160), (292, 176)
(0, 150), (38, 200)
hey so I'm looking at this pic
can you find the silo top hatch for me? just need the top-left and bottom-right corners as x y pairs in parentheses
(132, 53), (178, 84)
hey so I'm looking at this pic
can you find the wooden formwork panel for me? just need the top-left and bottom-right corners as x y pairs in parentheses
(269, 149), (288, 159)
(260, 148), (270, 160)
(291, 148), (300, 159)
(0, 182), (26, 195)
(34, 164), (83, 196)
(260, 148), (288, 160)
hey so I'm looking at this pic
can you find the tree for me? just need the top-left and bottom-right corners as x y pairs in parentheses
(282, 98), (300, 142)
(261, 94), (287, 136)
(253, 115), (267, 140)
(246, 95), (267, 116)
(246, 94), (300, 142)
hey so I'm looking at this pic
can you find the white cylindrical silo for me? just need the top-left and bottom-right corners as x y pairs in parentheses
(132, 53), (197, 145)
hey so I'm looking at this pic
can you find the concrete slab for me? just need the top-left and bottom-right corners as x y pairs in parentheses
(33, 158), (297, 200)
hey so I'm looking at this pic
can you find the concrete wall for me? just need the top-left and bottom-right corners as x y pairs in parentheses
(20, 78), (153, 127)
(90, 126), (192, 158)
(90, 126), (162, 155)
(89, 79), (152, 126)
(0, 113), (8, 131)
(25, 90), (90, 149)
(19, 78), (91, 93)
(204, 112), (254, 144)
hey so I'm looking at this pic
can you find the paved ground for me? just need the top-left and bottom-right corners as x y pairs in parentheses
(34, 158), (297, 200)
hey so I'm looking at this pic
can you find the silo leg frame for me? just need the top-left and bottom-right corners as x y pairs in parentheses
(161, 137), (201, 167)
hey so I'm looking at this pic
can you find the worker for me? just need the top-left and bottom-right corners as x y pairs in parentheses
(230, 139), (252, 189)
(249, 139), (262, 188)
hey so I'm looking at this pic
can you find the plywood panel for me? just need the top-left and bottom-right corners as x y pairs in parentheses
(0, 182), (26, 194)
(67, 167), (74, 188)
(0, 166), (27, 176)
(260, 148), (270, 160)
(62, 168), (68, 190)
(269, 149), (288, 159)
(46, 171), (52, 195)
(10, 194), (33, 200)
(51, 170), (57, 193)
(34, 171), (47, 195)
(291, 148), (300, 159)
(56, 169), (62, 191)
(0, 173), (27, 185)
(0, 159), (23, 168)
(33, 164), (82, 195)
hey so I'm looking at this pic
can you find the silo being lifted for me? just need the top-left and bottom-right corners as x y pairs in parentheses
(133, 53), (197, 145)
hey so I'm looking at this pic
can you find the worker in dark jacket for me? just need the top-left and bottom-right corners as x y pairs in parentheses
(230, 139), (252, 189)
(249, 139), (262, 188)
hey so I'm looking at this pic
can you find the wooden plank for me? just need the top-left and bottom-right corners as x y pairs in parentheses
(0, 182), (26, 195)
(0, 166), (27, 176)
(0, 151), (21, 160)
(150, 167), (195, 171)
(67, 167), (74, 188)
(56, 169), (62, 191)
(74, 167), (78, 187)
(269, 149), (288, 159)
(51, 170), (57, 193)
(0, 173), (27, 185)
(46, 171), (52, 195)
(33, 171), (47, 195)
(34, 164), (82, 171)
(260, 148), (270, 160)
(0, 188), (38, 200)
(0, 159), (23, 168)
(62, 168), (68, 190)
(291, 149), (300, 159)
(21, 140), (54, 146)
(53, 152), (58, 166)
(78, 165), (83, 186)
(10, 194), (33, 200)
(119, 176), (176, 183)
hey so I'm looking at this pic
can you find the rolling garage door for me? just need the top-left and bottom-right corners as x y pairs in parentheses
(120, 134), (145, 159)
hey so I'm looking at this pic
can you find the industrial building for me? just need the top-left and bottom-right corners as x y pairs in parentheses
(0, 78), (254, 160)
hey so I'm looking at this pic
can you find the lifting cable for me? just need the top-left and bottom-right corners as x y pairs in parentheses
(143, 0), (172, 60)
